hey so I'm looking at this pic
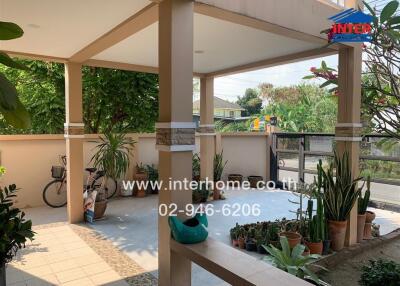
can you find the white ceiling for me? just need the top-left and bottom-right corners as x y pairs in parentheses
(1, 1), (323, 74)
(0, 0), (151, 57)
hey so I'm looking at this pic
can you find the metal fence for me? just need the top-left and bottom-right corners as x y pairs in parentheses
(270, 132), (400, 187)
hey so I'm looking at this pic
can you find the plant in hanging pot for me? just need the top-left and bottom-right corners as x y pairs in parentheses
(213, 151), (227, 200)
(319, 152), (361, 252)
(91, 131), (135, 215)
(0, 183), (35, 286)
(358, 176), (371, 242)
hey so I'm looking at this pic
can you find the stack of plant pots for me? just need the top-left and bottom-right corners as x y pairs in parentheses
(364, 210), (376, 239)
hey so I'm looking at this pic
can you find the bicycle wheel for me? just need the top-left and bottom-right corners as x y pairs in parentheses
(91, 176), (118, 199)
(43, 179), (67, 208)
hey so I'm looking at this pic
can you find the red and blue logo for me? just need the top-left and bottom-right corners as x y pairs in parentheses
(328, 8), (373, 43)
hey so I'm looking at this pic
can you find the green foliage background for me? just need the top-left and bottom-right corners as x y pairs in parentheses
(0, 60), (158, 134)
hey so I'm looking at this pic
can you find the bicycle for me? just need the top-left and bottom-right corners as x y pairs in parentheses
(42, 155), (118, 208)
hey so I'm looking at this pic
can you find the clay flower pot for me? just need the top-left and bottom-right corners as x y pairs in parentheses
(364, 222), (373, 239)
(365, 211), (376, 223)
(232, 239), (239, 247)
(357, 214), (367, 243)
(238, 237), (245, 249)
(213, 183), (223, 200)
(279, 231), (302, 248)
(302, 247), (310, 256)
(304, 240), (323, 255)
(328, 220), (347, 251)
(228, 174), (243, 184)
(134, 172), (148, 197)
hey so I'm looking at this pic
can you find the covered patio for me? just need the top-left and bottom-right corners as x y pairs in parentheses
(1, 0), (373, 285)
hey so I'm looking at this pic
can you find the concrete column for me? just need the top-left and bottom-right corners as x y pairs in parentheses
(157, 0), (193, 285)
(64, 62), (84, 223)
(199, 77), (215, 181)
(336, 45), (362, 246)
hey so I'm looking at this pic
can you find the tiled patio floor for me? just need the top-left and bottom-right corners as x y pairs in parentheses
(7, 223), (157, 286)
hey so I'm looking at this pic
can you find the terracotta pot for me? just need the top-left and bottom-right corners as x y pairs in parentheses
(304, 240), (323, 255)
(136, 189), (146, 198)
(364, 222), (373, 239)
(232, 239), (239, 247)
(238, 237), (245, 249)
(94, 200), (107, 219)
(213, 183), (223, 200)
(328, 220), (347, 251)
(357, 214), (366, 243)
(279, 231), (302, 248)
(248, 176), (263, 189)
(365, 211), (376, 223)
(302, 248), (310, 256)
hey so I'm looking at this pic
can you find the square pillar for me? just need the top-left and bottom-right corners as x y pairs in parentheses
(336, 45), (362, 246)
(199, 77), (215, 181)
(64, 62), (84, 223)
(157, 0), (194, 285)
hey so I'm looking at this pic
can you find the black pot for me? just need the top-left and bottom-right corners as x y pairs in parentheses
(248, 176), (263, 189)
(322, 239), (331, 255)
(0, 263), (5, 286)
(228, 174), (243, 184)
(257, 244), (267, 254)
(245, 240), (257, 252)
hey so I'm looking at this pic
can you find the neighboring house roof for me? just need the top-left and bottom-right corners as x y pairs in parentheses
(193, 97), (245, 110)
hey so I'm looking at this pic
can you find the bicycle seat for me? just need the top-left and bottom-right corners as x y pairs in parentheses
(85, 167), (97, 173)
(96, 170), (106, 177)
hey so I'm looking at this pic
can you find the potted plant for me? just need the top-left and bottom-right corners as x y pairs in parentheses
(245, 226), (257, 251)
(192, 153), (201, 182)
(192, 182), (210, 204)
(248, 175), (263, 189)
(237, 227), (246, 249)
(304, 200), (324, 255)
(364, 182), (376, 239)
(213, 151), (227, 200)
(91, 131), (135, 217)
(319, 152), (361, 251)
(0, 183), (35, 285)
(358, 176), (371, 242)
(145, 164), (159, 194)
(134, 163), (148, 198)
(230, 223), (240, 247)
(255, 227), (267, 254)
(266, 222), (280, 247)
(279, 219), (302, 248)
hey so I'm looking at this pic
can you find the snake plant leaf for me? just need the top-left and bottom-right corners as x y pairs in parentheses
(0, 52), (28, 70)
(0, 21), (24, 40)
(0, 72), (18, 110)
(0, 98), (31, 129)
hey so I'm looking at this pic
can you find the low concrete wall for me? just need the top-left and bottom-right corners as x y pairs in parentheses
(0, 132), (269, 208)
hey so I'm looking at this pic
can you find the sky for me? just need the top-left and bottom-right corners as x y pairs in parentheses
(211, 54), (338, 102)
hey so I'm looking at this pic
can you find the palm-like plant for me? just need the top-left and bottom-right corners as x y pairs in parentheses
(214, 150), (227, 181)
(319, 151), (362, 221)
(263, 236), (326, 285)
(91, 131), (135, 180)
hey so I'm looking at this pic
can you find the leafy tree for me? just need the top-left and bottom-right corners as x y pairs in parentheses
(237, 88), (262, 116)
(0, 21), (31, 129)
(261, 83), (337, 132)
(0, 60), (159, 134)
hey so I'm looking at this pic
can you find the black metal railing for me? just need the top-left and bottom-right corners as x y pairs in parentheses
(270, 132), (400, 186)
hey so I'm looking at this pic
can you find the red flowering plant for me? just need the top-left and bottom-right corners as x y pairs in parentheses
(303, 61), (339, 96)
(304, 1), (400, 140)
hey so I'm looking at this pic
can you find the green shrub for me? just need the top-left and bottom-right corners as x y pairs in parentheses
(359, 259), (400, 286)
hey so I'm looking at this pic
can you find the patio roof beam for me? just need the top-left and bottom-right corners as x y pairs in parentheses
(194, 2), (329, 47)
(69, 3), (158, 63)
(206, 47), (337, 78)
(5, 50), (67, 63)
(84, 59), (205, 77)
